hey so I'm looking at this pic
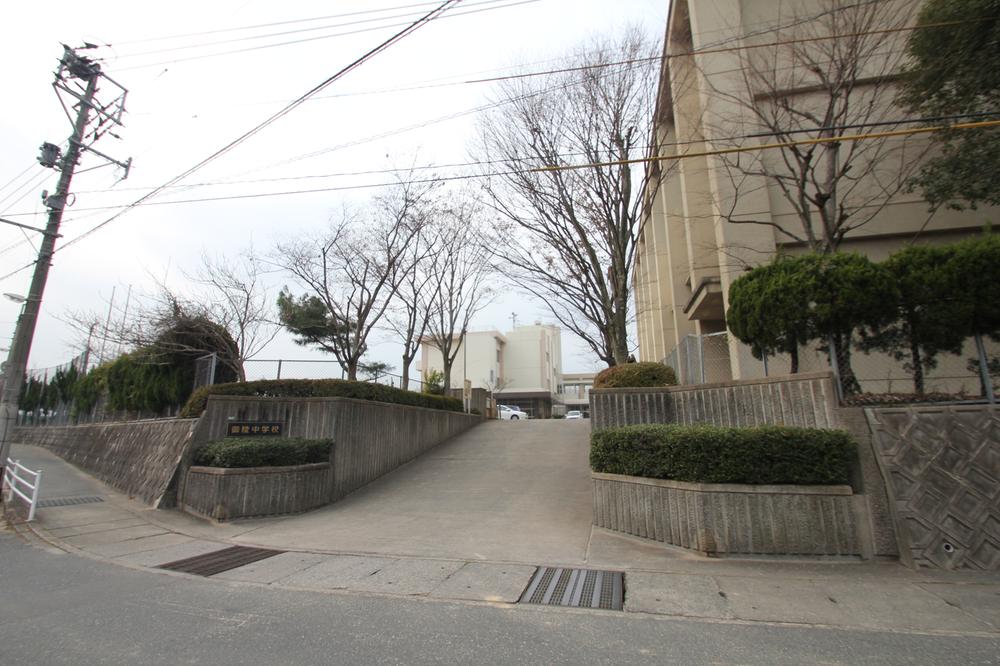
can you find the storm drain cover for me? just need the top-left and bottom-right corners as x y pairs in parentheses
(37, 496), (104, 508)
(519, 567), (624, 611)
(157, 546), (283, 577)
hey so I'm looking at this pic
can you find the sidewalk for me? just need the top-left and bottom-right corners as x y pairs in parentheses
(5, 444), (999, 636)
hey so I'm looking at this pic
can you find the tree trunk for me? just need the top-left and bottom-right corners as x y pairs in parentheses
(790, 347), (799, 374)
(400, 356), (412, 391)
(831, 333), (862, 396)
(442, 361), (453, 395)
(346, 359), (359, 381)
(909, 336), (925, 395)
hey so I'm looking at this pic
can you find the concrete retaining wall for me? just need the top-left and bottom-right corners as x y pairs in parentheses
(180, 463), (332, 521)
(12, 419), (197, 506)
(587, 373), (899, 559)
(590, 372), (838, 430)
(191, 396), (482, 501)
(593, 472), (866, 557)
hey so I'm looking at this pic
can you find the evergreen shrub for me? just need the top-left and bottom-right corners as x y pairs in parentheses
(590, 424), (855, 485)
(180, 378), (464, 418)
(193, 437), (333, 468)
(593, 362), (678, 389)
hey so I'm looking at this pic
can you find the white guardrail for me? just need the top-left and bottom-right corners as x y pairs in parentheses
(3, 458), (42, 522)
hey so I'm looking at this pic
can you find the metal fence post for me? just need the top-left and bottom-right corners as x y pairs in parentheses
(697, 333), (706, 384)
(975, 333), (996, 403)
(828, 335), (844, 404)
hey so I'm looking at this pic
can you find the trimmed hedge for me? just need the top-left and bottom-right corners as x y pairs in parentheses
(193, 437), (334, 468)
(593, 362), (678, 389)
(180, 378), (465, 418)
(590, 424), (855, 485)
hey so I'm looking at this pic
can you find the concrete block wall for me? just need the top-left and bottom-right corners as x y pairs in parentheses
(12, 419), (197, 506)
(593, 472), (865, 556)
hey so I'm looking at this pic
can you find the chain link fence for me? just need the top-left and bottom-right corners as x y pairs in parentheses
(18, 353), (88, 426)
(243, 359), (429, 392)
(663, 332), (998, 405)
(665, 332), (767, 385)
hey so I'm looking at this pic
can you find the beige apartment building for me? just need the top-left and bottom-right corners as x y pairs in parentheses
(419, 323), (570, 417)
(634, 0), (996, 390)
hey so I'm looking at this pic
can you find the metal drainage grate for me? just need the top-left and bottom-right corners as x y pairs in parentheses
(519, 567), (624, 611)
(37, 496), (105, 508)
(157, 546), (284, 577)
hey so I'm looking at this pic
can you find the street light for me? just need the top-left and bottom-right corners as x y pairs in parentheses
(3, 293), (27, 304)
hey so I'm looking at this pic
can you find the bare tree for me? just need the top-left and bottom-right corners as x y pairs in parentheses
(61, 246), (277, 382)
(423, 193), (495, 391)
(386, 211), (438, 391)
(701, 0), (926, 254)
(188, 246), (278, 381)
(276, 179), (433, 380)
(477, 28), (664, 367)
(62, 281), (244, 381)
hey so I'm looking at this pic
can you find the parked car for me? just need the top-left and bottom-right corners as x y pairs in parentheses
(497, 404), (529, 420)
(565, 410), (584, 420)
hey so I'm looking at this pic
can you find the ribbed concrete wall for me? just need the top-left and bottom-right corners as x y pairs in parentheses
(181, 463), (332, 521)
(593, 472), (864, 556)
(589, 372), (837, 430)
(12, 419), (197, 506)
(196, 396), (482, 502)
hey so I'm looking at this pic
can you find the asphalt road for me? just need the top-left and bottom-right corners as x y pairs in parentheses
(1, 529), (997, 665)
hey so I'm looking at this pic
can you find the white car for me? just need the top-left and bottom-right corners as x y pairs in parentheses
(565, 410), (584, 420)
(498, 404), (529, 420)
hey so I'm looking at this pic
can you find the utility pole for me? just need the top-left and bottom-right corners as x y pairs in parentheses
(0, 46), (130, 469)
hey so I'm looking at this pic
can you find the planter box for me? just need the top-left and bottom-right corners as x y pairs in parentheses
(593, 472), (868, 557)
(181, 462), (332, 521)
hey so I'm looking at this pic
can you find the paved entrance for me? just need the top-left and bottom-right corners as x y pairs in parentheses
(227, 420), (597, 563)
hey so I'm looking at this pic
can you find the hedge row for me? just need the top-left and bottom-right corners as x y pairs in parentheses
(590, 424), (855, 485)
(192, 437), (334, 468)
(180, 378), (465, 418)
(593, 362), (678, 389)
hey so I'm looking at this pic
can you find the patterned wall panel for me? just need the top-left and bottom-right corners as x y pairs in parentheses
(867, 406), (1000, 570)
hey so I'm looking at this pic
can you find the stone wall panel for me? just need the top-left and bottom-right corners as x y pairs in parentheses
(12, 419), (197, 506)
(867, 405), (1000, 570)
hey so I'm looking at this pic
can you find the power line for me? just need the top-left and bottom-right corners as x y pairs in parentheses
(54, 0), (465, 253)
(112, 0), (522, 60)
(0, 169), (52, 212)
(65, 107), (996, 200)
(0, 163), (42, 198)
(532, 119), (1000, 174)
(5, 0), (974, 272)
(5, 112), (995, 222)
(109, 1), (456, 47)
(90, 1), (901, 192)
(113, 0), (538, 72)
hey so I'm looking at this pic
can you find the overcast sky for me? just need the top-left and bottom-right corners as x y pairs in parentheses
(0, 0), (668, 382)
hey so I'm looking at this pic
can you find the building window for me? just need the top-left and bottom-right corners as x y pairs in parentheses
(490, 369), (494, 383)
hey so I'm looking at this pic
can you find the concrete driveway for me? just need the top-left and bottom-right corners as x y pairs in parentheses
(226, 419), (605, 564)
